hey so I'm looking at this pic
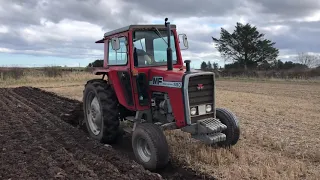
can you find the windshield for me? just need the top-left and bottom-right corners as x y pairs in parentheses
(133, 30), (177, 67)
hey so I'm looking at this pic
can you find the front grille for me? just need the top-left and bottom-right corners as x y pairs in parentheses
(188, 74), (214, 106)
(187, 74), (214, 123)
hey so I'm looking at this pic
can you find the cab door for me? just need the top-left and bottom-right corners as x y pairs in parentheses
(106, 32), (136, 110)
(129, 34), (151, 111)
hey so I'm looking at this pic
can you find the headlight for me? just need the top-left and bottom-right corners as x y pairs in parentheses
(206, 104), (212, 112)
(190, 107), (197, 115)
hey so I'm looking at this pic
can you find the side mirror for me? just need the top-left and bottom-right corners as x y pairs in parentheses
(111, 37), (120, 50)
(179, 34), (188, 50)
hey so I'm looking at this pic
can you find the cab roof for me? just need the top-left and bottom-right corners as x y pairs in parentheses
(95, 24), (176, 43)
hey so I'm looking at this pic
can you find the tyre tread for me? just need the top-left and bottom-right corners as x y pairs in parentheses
(132, 123), (169, 170)
(83, 79), (120, 144)
(216, 108), (240, 146)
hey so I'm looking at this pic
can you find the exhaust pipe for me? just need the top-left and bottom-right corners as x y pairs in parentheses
(165, 18), (173, 71)
(184, 60), (191, 73)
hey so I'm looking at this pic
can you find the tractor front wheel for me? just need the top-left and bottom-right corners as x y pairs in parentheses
(132, 123), (169, 170)
(83, 79), (120, 144)
(216, 108), (240, 147)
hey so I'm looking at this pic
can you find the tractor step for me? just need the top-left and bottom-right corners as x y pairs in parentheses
(192, 133), (226, 144)
(181, 117), (227, 144)
(181, 117), (227, 135)
(125, 116), (136, 122)
(198, 118), (227, 134)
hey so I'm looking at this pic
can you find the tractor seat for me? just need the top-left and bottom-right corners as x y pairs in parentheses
(134, 48), (152, 66)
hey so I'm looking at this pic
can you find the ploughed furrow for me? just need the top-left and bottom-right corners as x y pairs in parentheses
(0, 88), (162, 180)
(6, 89), (125, 179)
(0, 90), (69, 179)
(15, 86), (80, 110)
(0, 90), (30, 178)
(13, 87), (82, 126)
(3, 91), (100, 180)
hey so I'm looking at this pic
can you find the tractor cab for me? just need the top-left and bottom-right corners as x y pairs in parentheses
(95, 21), (189, 70)
(83, 18), (240, 171)
(131, 26), (186, 68)
(93, 20), (192, 114)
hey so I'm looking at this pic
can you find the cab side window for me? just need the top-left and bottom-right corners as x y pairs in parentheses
(108, 37), (128, 65)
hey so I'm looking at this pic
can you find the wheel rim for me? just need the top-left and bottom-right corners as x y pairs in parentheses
(87, 95), (102, 135)
(136, 138), (151, 162)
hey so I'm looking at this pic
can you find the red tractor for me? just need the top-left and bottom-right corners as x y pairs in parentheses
(82, 18), (240, 170)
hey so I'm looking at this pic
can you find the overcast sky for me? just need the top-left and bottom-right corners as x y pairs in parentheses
(1, 0), (320, 68)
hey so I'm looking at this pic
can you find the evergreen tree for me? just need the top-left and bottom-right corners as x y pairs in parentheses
(200, 61), (207, 70)
(212, 22), (279, 70)
(207, 61), (212, 70)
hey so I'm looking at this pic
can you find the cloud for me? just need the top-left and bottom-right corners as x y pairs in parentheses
(1, 0), (320, 67)
(122, 0), (242, 18)
(254, 0), (320, 20)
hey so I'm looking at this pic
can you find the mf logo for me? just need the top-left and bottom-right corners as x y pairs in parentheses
(149, 76), (182, 88)
(152, 77), (163, 85)
(197, 84), (204, 90)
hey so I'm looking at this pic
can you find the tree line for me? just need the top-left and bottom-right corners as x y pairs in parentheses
(200, 58), (317, 71)
(206, 22), (320, 78)
(200, 61), (219, 70)
(210, 22), (320, 71)
(88, 59), (104, 67)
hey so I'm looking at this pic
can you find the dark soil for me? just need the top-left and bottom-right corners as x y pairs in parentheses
(0, 87), (214, 180)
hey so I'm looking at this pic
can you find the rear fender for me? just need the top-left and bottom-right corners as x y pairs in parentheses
(92, 68), (135, 111)
(93, 68), (109, 75)
(107, 70), (136, 111)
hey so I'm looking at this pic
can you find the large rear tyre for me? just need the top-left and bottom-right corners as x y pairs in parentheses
(216, 108), (240, 147)
(132, 123), (169, 170)
(83, 79), (120, 144)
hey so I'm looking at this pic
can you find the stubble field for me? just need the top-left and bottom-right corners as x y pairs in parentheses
(0, 72), (319, 180)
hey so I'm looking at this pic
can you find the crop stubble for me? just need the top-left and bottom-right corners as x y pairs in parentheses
(214, 81), (320, 179)
(216, 81), (320, 161)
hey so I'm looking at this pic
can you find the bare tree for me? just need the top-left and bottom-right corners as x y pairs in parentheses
(295, 52), (320, 68)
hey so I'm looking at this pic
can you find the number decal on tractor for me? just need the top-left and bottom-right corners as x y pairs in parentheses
(149, 76), (182, 88)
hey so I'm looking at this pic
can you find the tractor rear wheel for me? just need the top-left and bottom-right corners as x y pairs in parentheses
(132, 123), (169, 170)
(83, 79), (120, 144)
(216, 108), (240, 147)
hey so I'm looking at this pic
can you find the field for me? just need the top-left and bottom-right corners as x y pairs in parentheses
(0, 71), (319, 180)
